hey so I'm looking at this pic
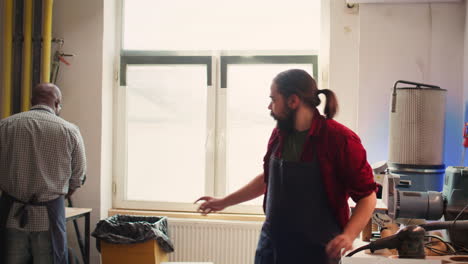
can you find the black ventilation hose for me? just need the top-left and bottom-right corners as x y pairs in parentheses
(420, 220), (468, 231)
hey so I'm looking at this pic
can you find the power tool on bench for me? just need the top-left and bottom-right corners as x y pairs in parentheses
(347, 166), (468, 259)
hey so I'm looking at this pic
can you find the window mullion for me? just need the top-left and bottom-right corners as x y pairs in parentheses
(205, 53), (217, 197)
(214, 52), (227, 198)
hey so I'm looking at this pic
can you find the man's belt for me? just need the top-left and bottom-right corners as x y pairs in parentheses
(3, 193), (60, 228)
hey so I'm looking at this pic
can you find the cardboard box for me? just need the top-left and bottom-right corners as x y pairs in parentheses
(101, 240), (169, 264)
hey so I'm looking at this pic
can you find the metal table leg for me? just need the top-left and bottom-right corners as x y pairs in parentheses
(68, 198), (86, 262)
(85, 212), (90, 264)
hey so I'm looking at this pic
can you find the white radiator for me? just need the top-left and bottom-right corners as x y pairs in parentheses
(167, 218), (263, 264)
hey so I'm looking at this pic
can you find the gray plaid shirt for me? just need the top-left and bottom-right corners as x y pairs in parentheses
(0, 105), (87, 231)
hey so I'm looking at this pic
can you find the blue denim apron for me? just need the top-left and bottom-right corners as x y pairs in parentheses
(254, 143), (342, 264)
(0, 193), (68, 264)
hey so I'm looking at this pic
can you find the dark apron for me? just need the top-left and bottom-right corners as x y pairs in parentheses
(0, 193), (68, 264)
(255, 143), (342, 264)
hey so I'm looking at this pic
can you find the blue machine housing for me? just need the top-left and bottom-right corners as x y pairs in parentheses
(389, 163), (445, 192)
(442, 166), (468, 251)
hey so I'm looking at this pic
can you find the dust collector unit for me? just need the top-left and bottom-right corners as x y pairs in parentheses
(388, 80), (447, 191)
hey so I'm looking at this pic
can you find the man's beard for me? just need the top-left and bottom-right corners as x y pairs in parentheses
(271, 107), (296, 134)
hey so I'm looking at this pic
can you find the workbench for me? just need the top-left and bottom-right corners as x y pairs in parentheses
(66, 207), (92, 264)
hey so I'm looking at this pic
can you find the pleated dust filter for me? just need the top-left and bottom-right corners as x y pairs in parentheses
(389, 81), (446, 166)
(388, 80), (447, 191)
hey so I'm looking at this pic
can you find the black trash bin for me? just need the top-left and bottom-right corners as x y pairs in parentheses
(92, 215), (174, 264)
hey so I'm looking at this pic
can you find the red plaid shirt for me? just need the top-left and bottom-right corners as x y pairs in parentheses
(263, 109), (377, 229)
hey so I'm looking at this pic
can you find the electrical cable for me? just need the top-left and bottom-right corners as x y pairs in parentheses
(424, 242), (454, 255)
(345, 244), (370, 257)
(425, 245), (454, 256)
(425, 246), (453, 256)
(450, 202), (468, 231)
(424, 235), (456, 253)
(428, 240), (468, 255)
(453, 243), (468, 255)
(448, 202), (468, 254)
(456, 248), (468, 254)
(424, 235), (456, 256)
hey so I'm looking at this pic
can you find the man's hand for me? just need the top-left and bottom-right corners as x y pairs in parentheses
(328, 192), (376, 258)
(325, 233), (354, 259)
(65, 188), (76, 199)
(194, 196), (227, 215)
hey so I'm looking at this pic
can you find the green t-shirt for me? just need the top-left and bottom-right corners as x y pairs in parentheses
(282, 129), (309, 162)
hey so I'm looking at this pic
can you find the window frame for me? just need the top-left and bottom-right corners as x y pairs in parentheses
(214, 54), (317, 214)
(114, 50), (216, 212)
(114, 51), (318, 214)
(220, 55), (318, 88)
(119, 50), (213, 86)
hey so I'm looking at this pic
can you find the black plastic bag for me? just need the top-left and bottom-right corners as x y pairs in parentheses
(91, 214), (174, 253)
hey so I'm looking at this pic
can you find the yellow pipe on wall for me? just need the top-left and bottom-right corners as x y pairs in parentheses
(2, 0), (14, 118)
(41, 0), (53, 83)
(22, 0), (33, 112)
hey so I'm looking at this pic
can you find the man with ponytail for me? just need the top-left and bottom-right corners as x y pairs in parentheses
(196, 69), (377, 263)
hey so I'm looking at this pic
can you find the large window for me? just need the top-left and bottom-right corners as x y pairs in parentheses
(115, 0), (321, 214)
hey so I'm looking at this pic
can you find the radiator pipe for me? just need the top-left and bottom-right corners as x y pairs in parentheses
(32, 0), (43, 88)
(12, 0), (25, 114)
(41, 0), (53, 83)
(2, 0), (14, 118)
(22, 0), (33, 112)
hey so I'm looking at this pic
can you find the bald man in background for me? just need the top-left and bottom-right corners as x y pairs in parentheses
(0, 83), (87, 264)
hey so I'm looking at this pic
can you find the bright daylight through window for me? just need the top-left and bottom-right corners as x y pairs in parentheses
(116, 0), (321, 213)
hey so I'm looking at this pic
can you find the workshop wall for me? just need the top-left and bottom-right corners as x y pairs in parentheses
(327, 1), (465, 167)
(52, 0), (116, 263)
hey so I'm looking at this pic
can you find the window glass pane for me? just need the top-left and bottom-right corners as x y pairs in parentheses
(123, 0), (320, 51)
(226, 64), (313, 205)
(126, 65), (207, 203)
